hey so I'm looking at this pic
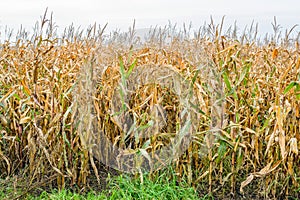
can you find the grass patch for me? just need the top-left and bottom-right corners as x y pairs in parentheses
(25, 190), (107, 200)
(105, 172), (199, 200)
(0, 171), (200, 200)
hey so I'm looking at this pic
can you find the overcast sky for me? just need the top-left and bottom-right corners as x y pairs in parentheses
(1, 0), (300, 37)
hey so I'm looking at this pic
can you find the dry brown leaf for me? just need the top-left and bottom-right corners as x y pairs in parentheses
(272, 48), (278, 59)
(195, 171), (209, 182)
(19, 116), (32, 124)
(240, 174), (254, 193)
(289, 138), (298, 155)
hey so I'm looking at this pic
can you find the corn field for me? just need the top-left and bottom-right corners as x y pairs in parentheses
(0, 14), (300, 199)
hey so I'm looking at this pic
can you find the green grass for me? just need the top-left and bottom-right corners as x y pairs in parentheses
(105, 173), (199, 200)
(25, 190), (107, 200)
(0, 170), (200, 200)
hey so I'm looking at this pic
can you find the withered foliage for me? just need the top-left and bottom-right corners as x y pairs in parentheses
(0, 15), (299, 198)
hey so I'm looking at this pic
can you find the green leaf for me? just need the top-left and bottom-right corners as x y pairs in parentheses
(188, 70), (199, 97)
(37, 35), (43, 47)
(216, 140), (228, 164)
(222, 71), (231, 91)
(283, 82), (297, 94)
(118, 87), (127, 112)
(119, 57), (126, 87)
(191, 70), (199, 86)
(126, 59), (136, 78)
(295, 83), (300, 100)
(261, 117), (271, 132)
(236, 147), (244, 171)
(13, 93), (21, 101)
(222, 71), (238, 100)
(137, 120), (154, 131)
(236, 61), (251, 86)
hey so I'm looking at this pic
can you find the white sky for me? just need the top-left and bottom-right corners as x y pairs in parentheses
(1, 0), (300, 37)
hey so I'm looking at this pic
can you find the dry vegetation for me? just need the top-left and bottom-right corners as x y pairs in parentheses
(0, 12), (300, 199)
